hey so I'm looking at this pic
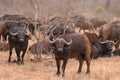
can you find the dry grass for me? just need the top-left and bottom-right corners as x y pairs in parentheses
(0, 49), (120, 80)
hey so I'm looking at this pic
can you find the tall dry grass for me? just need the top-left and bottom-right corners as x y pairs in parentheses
(0, 50), (120, 80)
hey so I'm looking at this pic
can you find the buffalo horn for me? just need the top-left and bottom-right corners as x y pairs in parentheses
(10, 31), (18, 36)
(48, 26), (56, 36)
(48, 36), (57, 44)
(100, 40), (109, 44)
(113, 41), (118, 45)
(63, 26), (68, 34)
(61, 38), (72, 45)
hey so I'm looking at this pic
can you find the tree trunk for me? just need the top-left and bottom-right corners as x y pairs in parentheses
(32, 0), (39, 20)
(105, 0), (110, 10)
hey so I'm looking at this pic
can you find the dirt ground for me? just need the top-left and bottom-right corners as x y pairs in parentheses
(0, 49), (120, 80)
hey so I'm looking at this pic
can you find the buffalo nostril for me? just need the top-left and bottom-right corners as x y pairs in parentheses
(57, 48), (63, 52)
(19, 39), (24, 41)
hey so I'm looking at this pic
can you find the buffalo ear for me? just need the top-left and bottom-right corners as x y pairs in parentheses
(64, 44), (70, 49)
(49, 43), (55, 49)
(25, 35), (31, 40)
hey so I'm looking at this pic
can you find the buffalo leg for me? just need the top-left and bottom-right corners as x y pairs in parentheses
(15, 49), (21, 64)
(8, 47), (13, 62)
(77, 59), (84, 73)
(86, 58), (91, 74)
(77, 59), (83, 73)
(62, 59), (68, 77)
(21, 50), (26, 64)
(55, 58), (61, 76)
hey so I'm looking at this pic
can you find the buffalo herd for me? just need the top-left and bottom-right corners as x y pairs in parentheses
(0, 14), (120, 76)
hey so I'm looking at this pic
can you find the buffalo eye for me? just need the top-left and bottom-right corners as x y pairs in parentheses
(64, 44), (70, 50)
(11, 36), (17, 40)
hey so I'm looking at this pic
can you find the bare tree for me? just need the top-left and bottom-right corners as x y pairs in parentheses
(105, 0), (111, 10)
(32, 0), (39, 20)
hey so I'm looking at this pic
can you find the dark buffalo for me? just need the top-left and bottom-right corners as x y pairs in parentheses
(49, 33), (91, 77)
(8, 26), (30, 64)
(84, 32), (99, 45)
(71, 15), (95, 32)
(48, 16), (69, 26)
(49, 16), (63, 25)
(90, 45), (99, 59)
(0, 20), (20, 41)
(75, 20), (95, 32)
(52, 24), (75, 35)
(71, 15), (86, 23)
(89, 17), (107, 29)
(84, 32), (114, 58)
(94, 40), (114, 57)
(1, 14), (37, 38)
(99, 22), (120, 49)
(2, 14), (29, 21)
(91, 40), (115, 59)
(48, 23), (76, 41)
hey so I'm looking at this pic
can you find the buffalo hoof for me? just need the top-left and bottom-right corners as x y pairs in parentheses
(12, 60), (17, 63)
(21, 62), (24, 65)
(86, 71), (90, 74)
(77, 71), (81, 74)
(17, 61), (22, 65)
(56, 72), (61, 76)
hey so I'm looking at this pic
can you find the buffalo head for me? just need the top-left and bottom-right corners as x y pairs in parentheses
(99, 40), (114, 52)
(10, 27), (30, 42)
(48, 37), (72, 53)
(96, 40), (115, 56)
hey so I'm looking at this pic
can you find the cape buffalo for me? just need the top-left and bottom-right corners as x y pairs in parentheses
(74, 20), (95, 32)
(48, 23), (76, 41)
(2, 14), (29, 21)
(99, 22), (120, 49)
(0, 20), (20, 41)
(89, 17), (107, 29)
(49, 33), (91, 77)
(95, 40), (115, 57)
(84, 32), (99, 45)
(91, 45), (99, 59)
(8, 26), (30, 64)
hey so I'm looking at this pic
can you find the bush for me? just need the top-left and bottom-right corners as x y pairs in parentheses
(95, 7), (105, 13)
(110, 8), (120, 15)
